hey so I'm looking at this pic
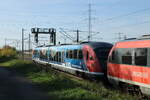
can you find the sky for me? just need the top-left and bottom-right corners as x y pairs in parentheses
(0, 0), (150, 49)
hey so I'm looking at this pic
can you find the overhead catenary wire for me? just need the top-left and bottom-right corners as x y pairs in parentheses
(104, 20), (150, 31)
(81, 32), (102, 41)
(59, 31), (74, 41)
(59, 28), (74, 40)
(99, 7), (150, 24)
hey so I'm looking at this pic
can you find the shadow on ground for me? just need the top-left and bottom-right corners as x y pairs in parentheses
(0, 67), (53, 100)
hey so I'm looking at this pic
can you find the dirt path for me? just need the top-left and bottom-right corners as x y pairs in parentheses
(0, 67), (52, 100)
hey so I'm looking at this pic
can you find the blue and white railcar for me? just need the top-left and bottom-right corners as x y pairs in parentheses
(32, 42), (112, 77)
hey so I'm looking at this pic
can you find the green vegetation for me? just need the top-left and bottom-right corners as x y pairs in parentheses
(0, 46), (17, 62)
(0, 59), (137, 100)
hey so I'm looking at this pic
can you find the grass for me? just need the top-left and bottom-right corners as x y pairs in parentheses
(0, 59), (138, 100)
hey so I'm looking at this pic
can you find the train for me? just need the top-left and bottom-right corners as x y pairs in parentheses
(32, 36), (150, 96)
(107, 36), (150, 96)
(32, 42), (113, 78)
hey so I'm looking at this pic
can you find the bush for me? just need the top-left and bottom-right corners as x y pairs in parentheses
(0, 46), (17, 59)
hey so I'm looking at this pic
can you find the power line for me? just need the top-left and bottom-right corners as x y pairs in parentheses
(59, 28), (74, 41)
(81, 32), (102, 41)
(59, 31), (74, 41)
(99, 7), (150, 24)
(105, 20), (150, 30)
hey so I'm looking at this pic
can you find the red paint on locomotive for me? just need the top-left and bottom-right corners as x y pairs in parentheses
(82, 45), (102, 73)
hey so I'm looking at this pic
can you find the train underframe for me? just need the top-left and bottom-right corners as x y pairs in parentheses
(107, 75), (150, 97)
(32, 59), (104, 80)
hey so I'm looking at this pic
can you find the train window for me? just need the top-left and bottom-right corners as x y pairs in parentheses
(58, 52), (62, 62)
(51, 56), (54, 61)
(45, 51), (48, 60)
(66, 50), (69, 58)
(54, 54), (56, 61)
(57, 52), (59, 62)
(49, 51), (52, 61)
(72, 50), (74, 58)
(39, 49), (48, 60)
(33, 50), (36, 55)
(62, 51), (64, 62)
(110, 49), (121, 64)
(33, 50), (38, 57)
(49, 55), (52, 61)
(111, 50), (116, 63)
(54, 52), (57, 61)
(39, 51), (43, 59)
(78, 50), (83, 59)
(69, 50), (73, 58)
(56, 52), (59, 62)
(73, 49), (78, 59)
(122, 48), (132, 65)
(134, 48), (147, 66)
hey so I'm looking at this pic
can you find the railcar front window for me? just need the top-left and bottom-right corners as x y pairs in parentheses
(111, 50), (115, 62)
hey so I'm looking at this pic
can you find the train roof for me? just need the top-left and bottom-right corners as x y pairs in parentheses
(119, 34), (150, 43)
(81, 41), (113, 49)
(114, 38), (150, 48)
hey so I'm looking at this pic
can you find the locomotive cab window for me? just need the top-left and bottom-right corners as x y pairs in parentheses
(111, 50), (115, 62)
(110, 50), (116, 63)
(109, 49), (121, 64)
(134, 48), (147, 66)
